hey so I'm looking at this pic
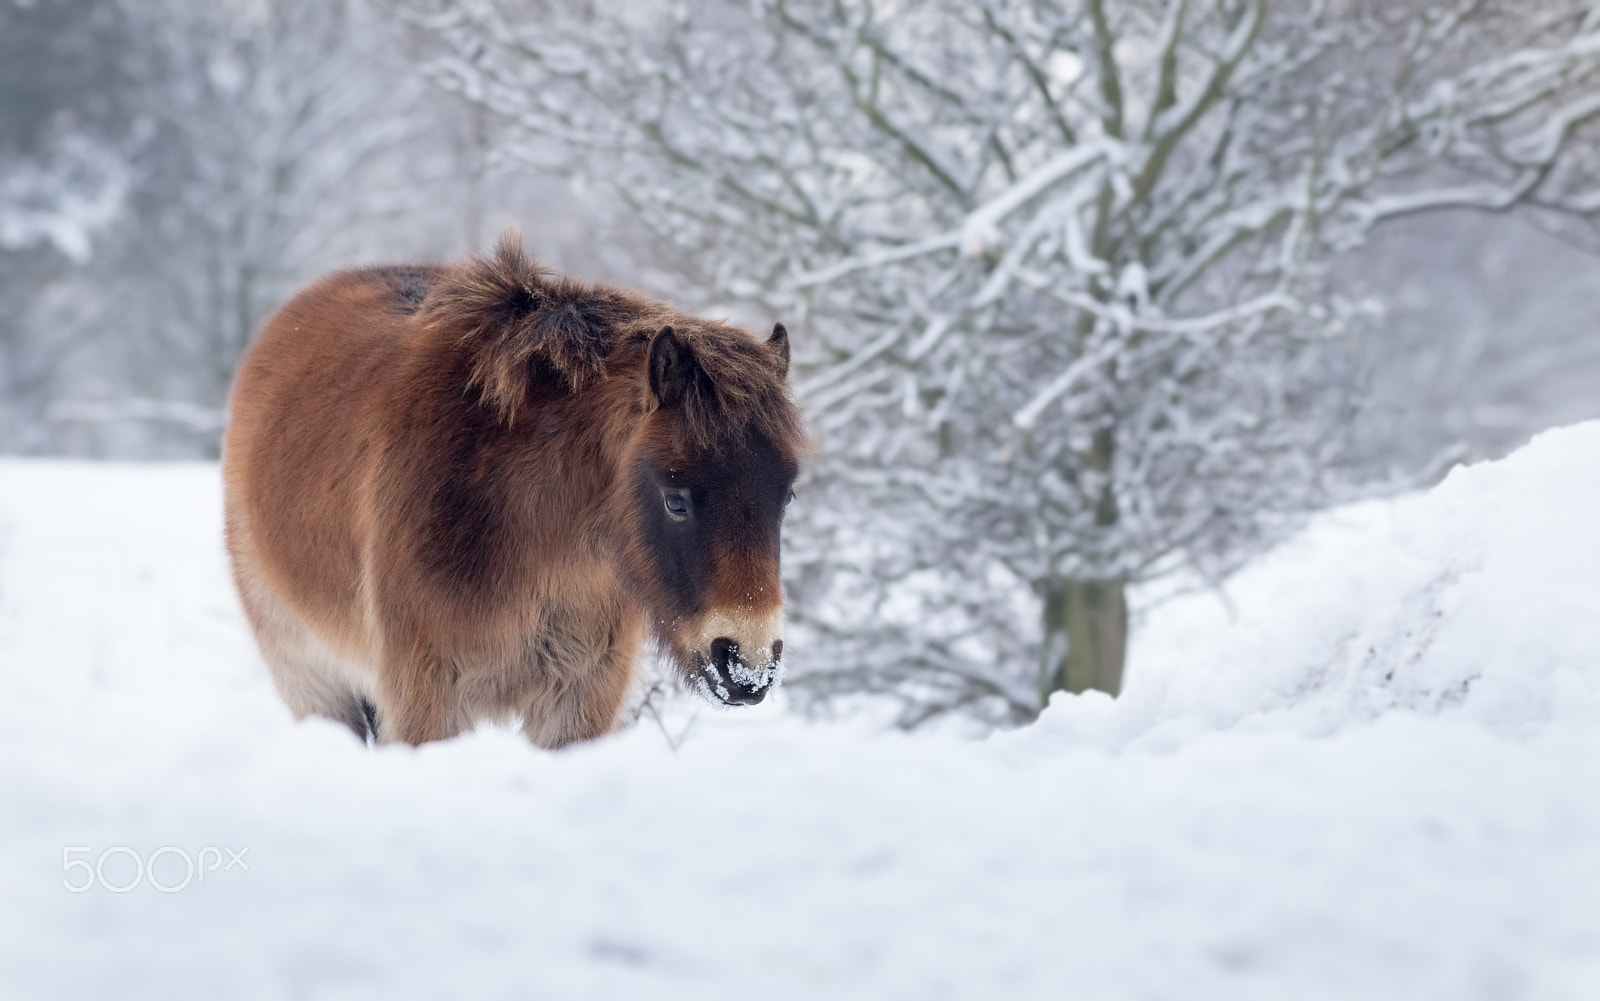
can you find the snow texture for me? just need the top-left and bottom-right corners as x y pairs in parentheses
(1, 423), (1598, 999)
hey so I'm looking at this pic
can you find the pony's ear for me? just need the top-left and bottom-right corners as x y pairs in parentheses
(768, 322), (790, 380)
(648, 326), (696, 407)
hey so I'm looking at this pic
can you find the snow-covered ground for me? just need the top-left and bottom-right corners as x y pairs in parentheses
(1, 425), (1598, 1000)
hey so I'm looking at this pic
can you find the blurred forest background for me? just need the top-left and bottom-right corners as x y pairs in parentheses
(4, 0), (1600, 729)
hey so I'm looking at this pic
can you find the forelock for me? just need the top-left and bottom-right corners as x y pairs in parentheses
(643, 319), (807, 458)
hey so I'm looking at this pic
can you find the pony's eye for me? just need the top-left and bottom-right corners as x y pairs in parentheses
(787, 489), (796, 506)
(664, 492), (690, 517)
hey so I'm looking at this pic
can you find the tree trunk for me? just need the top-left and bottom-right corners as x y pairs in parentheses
(1036, 418), (1129, 700)
(1039, 575), (1127, 699)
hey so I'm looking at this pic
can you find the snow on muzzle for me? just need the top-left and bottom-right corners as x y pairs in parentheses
(688, 609), (785, 706)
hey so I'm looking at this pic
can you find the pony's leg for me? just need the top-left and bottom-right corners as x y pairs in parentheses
(236, 571), (375, 742)
(522, 623), (644, 749)
(375, 637), (464, 746)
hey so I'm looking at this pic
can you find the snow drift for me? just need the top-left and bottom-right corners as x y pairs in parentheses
(0, 424), (1597, 1000)
(1033, 419), (1600, 748)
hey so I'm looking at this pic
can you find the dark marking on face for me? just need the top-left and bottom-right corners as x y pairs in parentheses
(633, 426), (798, 623)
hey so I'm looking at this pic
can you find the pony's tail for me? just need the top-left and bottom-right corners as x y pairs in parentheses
(417, 230), (622, 421)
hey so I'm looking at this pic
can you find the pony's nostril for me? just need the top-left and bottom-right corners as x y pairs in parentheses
(771, 639), (783, 661)
(710, 636), (738, 668)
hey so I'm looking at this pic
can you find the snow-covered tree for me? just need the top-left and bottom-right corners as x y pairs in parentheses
(91, 0), (428, 449)
(1, 0), (518, 456)
(411, 0), (1600, 725)
(0, 134), (131, 450)
(0, 0), (136, 451)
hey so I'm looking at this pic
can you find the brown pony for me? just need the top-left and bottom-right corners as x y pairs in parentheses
(222, 235), (806, 747)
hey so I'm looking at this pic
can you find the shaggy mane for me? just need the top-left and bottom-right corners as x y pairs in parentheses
(415, 232), (804, 451)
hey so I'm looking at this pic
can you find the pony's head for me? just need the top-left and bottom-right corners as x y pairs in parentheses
(621, 321), (805, 705)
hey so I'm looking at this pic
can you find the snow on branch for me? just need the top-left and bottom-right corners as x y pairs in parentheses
(958, 141), (1113, 257)
(1010, 292), (1299, 432)
(0, 137), (127, 264)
